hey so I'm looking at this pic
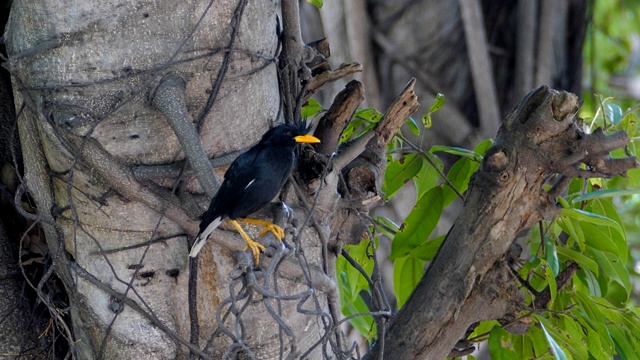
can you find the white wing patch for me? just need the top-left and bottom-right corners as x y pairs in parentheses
(244, 179), (256, 190)
(189, 216), (223, 257)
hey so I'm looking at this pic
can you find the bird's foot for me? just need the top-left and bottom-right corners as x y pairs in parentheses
(258, 223), (284, 241)
(244, 238), (266, 264)
(241, 218), (285, 241)
(230, 219), (266, 263)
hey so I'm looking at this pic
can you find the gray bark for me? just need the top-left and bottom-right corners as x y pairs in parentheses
(4, 1), (327, 358)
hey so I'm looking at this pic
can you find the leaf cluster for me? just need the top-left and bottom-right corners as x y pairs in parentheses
(303, 91), (640, 358)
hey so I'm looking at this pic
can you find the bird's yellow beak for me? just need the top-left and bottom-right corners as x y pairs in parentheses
(294, 134), (321, 144)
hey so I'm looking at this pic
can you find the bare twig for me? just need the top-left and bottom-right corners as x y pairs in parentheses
(304, 63), (363, 101)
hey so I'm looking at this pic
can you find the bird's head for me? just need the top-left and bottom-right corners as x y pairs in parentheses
(261, 121), (321, 147)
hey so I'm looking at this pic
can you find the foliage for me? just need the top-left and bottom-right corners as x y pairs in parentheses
(305, 0), (323, 9)
(582, 0), (640, 306)
(582, 0), (640, 116)
(304, 79), (640, 357)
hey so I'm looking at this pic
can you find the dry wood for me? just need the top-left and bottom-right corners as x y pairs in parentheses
(367, 85), (638, 359)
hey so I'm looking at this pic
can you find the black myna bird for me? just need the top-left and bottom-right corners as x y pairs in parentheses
(189, 121), (320, 261)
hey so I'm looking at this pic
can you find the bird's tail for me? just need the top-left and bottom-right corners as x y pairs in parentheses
(189, 216), (223, 257)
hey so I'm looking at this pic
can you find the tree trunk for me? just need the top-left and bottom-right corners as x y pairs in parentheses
(3, 1), (609, 359)
(4, 1), (320, 358)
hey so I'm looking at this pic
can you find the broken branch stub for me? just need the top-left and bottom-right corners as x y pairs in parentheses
(371, 85), (638, 360)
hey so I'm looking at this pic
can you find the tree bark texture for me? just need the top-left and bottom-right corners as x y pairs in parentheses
(3, 0), (417, 358)
(366, 85), (638, 359)
(4, 1), (297, 358)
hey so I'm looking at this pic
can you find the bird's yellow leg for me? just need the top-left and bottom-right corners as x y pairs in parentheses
(240, 218), (284, 241)
(229, 220), (266, 263)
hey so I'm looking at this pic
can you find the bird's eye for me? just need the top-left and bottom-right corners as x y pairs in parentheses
(286, 131), (293, 137)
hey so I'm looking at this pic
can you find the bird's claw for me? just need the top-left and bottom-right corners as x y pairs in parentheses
(258, 223), (285, 241)
(244, 238), (266, 263)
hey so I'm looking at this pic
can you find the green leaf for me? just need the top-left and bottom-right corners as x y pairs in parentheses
(467, 320), (500, 340)
(571, 188), (640, 202)
(556, 218), (586, 252)
(541, 259), (558, 307)
(513, 335), (536, 358)
(373, 216), (399, 239)
(413, 154), (442, 198)
(406, 116), (421, 135)
(421, 113), (432, 129)
(340, 119), (363, 143)
(302, 98), (322, 118)
(560, 208), (624, 255)
(488, 326), (518, 360)
(337, 263), (358, 302)
(582, 222), (621, 257)
(421, 93), (444, 128)
(616, 308), (640, 339)
(605, 103), (623, 126)
(560, 315), (588, 356)
(604, 280), (629, 308)
(383, 154), (423, 199)
(393, 255), (424, 308)
(574, 291), (605, 323)
(627, 140), (640, 186)
(528, 325), (551, 358)
(609, 326), (635, 359)
(341, 293), (375, 340)
(589, 250), (631, 304)
(573, 312), (614, 360)
(342, 240), (375, 296)
(430, 145), (483, 162)
(390, 187), (443, 259)
(408, 234), (445, 261)
(544, 236), (560, 276)
(305, 0), (323, 8)
(587, 199), (627, 261)
(541, 312), (591, 359)
(556, 246), (598, 275)
(340, 108), (382, 143)
(429, 93), (445, 113)
(623, 111), (638, 137)
(354, 107), (383, 123)
(473, 138), (494, 156)
(442, 158), (475, 206)
(538, 317), (569, 360)
(578, 268), (602, 297)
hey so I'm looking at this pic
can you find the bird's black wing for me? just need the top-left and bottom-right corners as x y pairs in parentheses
(193, 147), (262, 255)
(202, 145), (263, 223)
(228, 144), (294, 219)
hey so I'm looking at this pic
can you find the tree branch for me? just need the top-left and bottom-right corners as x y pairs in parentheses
(314, 80), (365, 155)
(151, 74), (219, 196)
(373, 78), (420, 146)
(279, 0), (315, 123)
(367, 86), (638, 359)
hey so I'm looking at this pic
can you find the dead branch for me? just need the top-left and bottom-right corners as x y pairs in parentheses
(314, 80), (365, 155)
(366, 85), (638, 359)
